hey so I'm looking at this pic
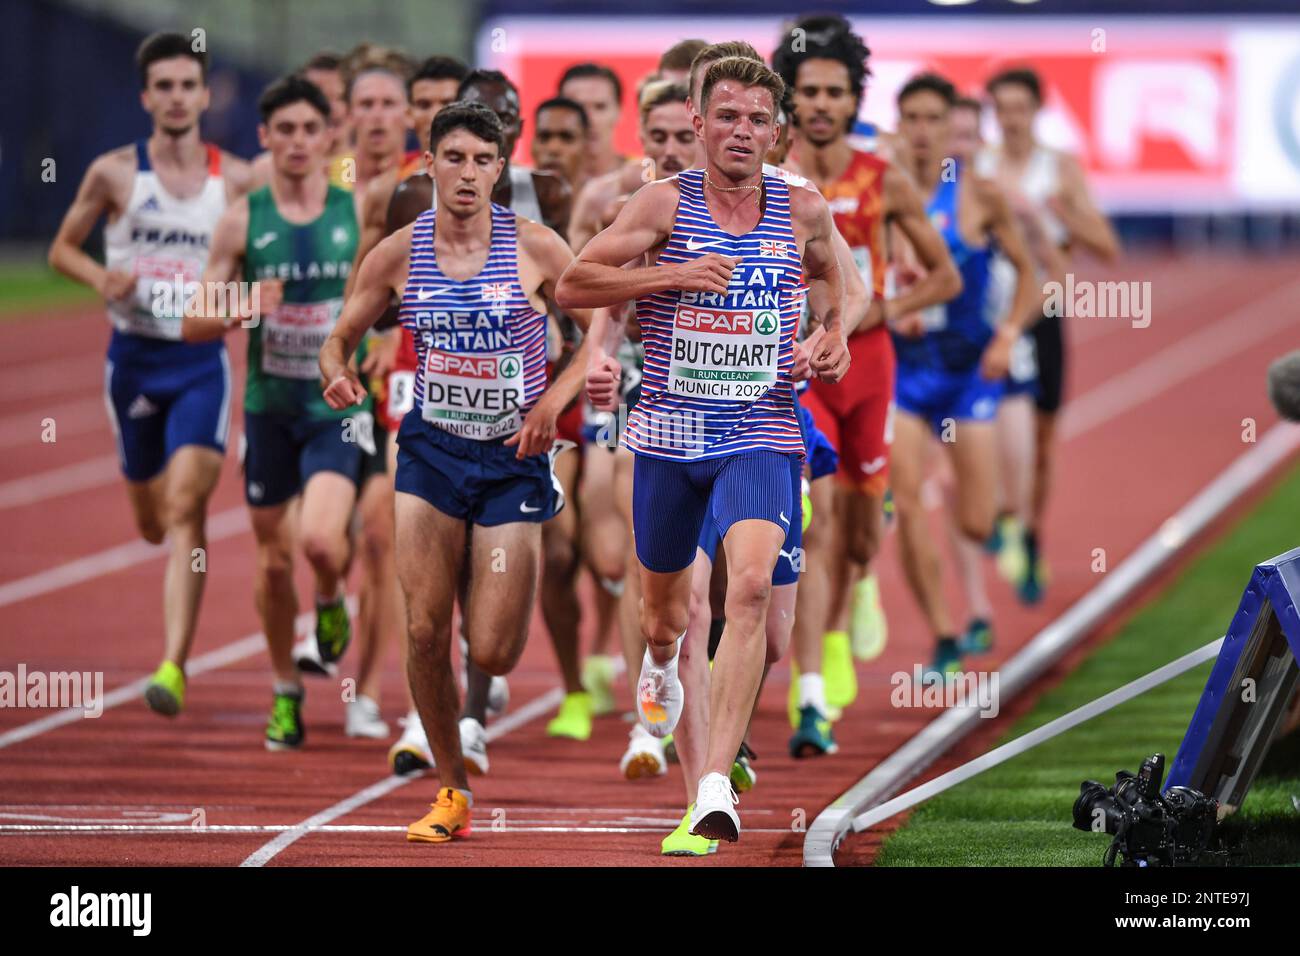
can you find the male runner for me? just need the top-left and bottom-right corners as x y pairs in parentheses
(183, 75), (367, 749)
(891, 72), (1037, 677)
(48, 32), (253, 717)
(559, 63), (629, 180)
(319, 102), (593, 843)
(656, 39), (709, 86)
(982, 67), (1120, 604)
(531, 97), (590, 193)
(560, 56), (850, 841)
(772, 16), (959, 746)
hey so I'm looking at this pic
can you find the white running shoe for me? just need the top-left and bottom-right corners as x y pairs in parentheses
(459, 716), (489, 775)
(388, 711), (433, 776)
(487, 675), (509, 717)
(292, 634), (338, 678)
(689, 772), (741, 843)
(345, 694), (389, 739)
(619, 724), (667, 781)
(635, 642), (683, 738)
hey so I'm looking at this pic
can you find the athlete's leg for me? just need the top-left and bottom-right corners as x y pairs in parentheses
(614, 448), (644, 693)
(396, 491), (469, 791)
(792, 475), (838, 675)
(249, 501), (299, 685)
(299, 471), (357, 602)
(892, 410), (955, 638)
(674, 550), (714, 806)
(158, 445), (224, 668)
(124, 478), (167, 545)
(463, 521), (541, 677)
(354, 468), (400, 715)
(997, 393), (1036, 529)
(541, 450), (583, 695)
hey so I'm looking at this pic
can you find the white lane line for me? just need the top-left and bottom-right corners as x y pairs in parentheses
(238, 687), (564, 867)
(0, 824), (792, 835)
(0, 397), (105, 450)
(0, 454), (119, 510)
(0, 506), (247, 609)
(0, 354), (102, 403)
(1061, 276), (1300, 441)
(803, 421), (1300, 866)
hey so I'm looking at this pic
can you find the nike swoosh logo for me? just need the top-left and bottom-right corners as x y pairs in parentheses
(416, 287), (453, 301)
(779, 512), (790, 525)
(685, 237), (723, 252)
(520, 501), (541, 513)
(252, 232), (277, 250)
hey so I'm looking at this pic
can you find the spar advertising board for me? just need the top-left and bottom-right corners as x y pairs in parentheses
(477, 16), (1300, 212)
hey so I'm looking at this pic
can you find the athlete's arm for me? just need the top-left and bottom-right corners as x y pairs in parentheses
(792, 187), (850, 383)
(320, 225), (412, 409)
(221, 153), (257, 201)
(557, 181), (736, 308)
(47, 152), (133, 300)
(182, 198), (268, 341)
(881, 164), (961, 321)
(344, 171), (397, 300)
(1052, 152), (1120, 263)
(977, 178), (1038, 380)
(566, 172), (615, 252)
(505, 335), (594, 459)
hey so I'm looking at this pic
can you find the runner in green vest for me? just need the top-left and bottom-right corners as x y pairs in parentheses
(184, 75), (369, 750)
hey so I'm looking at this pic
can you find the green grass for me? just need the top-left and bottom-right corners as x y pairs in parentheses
(877, 460), (1300, 867)
(0, 261), (97, 315)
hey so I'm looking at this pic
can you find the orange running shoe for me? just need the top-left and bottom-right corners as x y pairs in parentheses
(407, 788), (472, 843)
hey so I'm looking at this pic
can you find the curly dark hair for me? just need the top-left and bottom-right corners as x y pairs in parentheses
(770, 13), (871, 108)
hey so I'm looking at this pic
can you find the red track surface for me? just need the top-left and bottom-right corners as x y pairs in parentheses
(1, 253), (1296, 866)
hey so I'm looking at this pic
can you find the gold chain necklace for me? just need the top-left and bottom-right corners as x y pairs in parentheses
(704, 171), (762, 196)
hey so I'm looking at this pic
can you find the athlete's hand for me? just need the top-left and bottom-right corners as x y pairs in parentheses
(791, 327), (824, 382)
(888, 312), (926, 338)
(254, 278), (284, 318)
(980, 328), (1014, 381)
(586, 352), (622, 411)
(674, 254), (741, 296)
(361, 328), (401, 380)
(323, 368), (367, 410)
(506, 394), (559, 459)
(810, 327), (851, 384)
(97, 270), (135, 303)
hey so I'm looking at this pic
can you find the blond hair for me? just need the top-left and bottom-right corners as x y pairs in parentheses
(688, 40), (763, 102)
(698, 56), (784, 116)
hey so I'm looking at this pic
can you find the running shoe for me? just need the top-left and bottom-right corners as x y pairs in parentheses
(849, 574), (888, 662)
(315, 596), (352, 664)
(996, 515), (1026, 583)
(983, 516), (1005, 555)
(958, 617), (994, 655)
(407, 788), (471, 843)
(882, 487), (896, 529)
(265, 687), (305, 751)
(546, 691), (593, 740)
(345, 694), (389, 739)
(459, 716), (489, 775)
(822, 630), (857, 711)
(801, 476), (813, 533)
(144, 661), (185, 717)
(789, 704), (838, 758)
(663, 733), (678, 764)
(689, 772), (740, 843)
(635, 644), (683, 738)
(487, 674), (509, 717)
(662, 805), (718, 857)
(1017, 551), (1048, 606)
(581, 654), (618, 716)
(619, 724), (667, 780)
(918, 638), (964, 684)
(292, 633), (338, 678)
(787, 661), (801, 729)
(730, 742), (758, 792)
(389, 710), (434, 775)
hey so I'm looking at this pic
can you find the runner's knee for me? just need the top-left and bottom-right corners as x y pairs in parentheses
(723, 564), (772, 631)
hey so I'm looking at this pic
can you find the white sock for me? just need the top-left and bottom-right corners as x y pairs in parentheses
(799, 672), (826, 714)
(273, 680), (302, 697)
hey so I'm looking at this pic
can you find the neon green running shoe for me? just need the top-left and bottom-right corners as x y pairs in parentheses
(995, 516), (1027, 584)
(580, 654), (617, 716)
(801, 476), (813, 533)
(546, 691), (593, 740)
(662, 805), (718, 857)
(787, 661), (801, 729)
(144, 661), (185, 717)
(730, 742), (757, 793)
(849, 574), (888, 661)
(265, 687), (305, 751)
(822, 630), (857, 711)
(314, 598), (351, 665)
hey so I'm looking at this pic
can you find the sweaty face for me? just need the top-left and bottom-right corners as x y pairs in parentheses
(459, 81), (523, 159)
(560, 75), (621, 150)
(141, 57), (209, 136)
(792, 58), (857, 146)
(949, 107), (982, 163)
(991, 83), (1038, 144)
(304, 67), (346, 155)
(531, 107), (586, 185)
(897, 89), (950, 165)
(410, 77), (461, 153)
(430, 128), (505, 215)
(640, 101), (699, 177)
(697, 80), (777, 181)
(348, 71), (409, 162)
(260, 101), (330, 179)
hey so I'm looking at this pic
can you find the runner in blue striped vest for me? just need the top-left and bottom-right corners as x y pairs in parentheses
(319, 103), (595, 845)
(558, 56), (850, 843)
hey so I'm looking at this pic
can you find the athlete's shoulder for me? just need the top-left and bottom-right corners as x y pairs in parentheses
(85, 144), (137, 193)
(786, 173), (831, 223)
(763, 162), (814, 193)
(516, 213), (570, 257)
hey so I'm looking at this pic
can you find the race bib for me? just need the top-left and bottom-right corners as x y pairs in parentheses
(668, 304), (782, 403)
(261, 300), (339, 379)
(1009, 333), (1038, 383)
(919, 303), (947, 333)
(850, 245), (873, 294)
(421, 348), (524, 440)
(387, 370), (415, 421)
(111, 254), (203, 339)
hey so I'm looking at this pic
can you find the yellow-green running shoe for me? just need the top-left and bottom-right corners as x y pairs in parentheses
(787, 661), (801, 728)
(729, 742), (757, 793)
(546, 691), (593, 740)
(144, 661), (185, 717)
(995, 515), (1027, 584)
(662, 805), (718, 857)
(801, 476), (813, 533)
(580, 654), (618, 716)
(265, 687), (305, 751)
(822, 630), (857, 711)
(849, 574), (888, 661)
(314, 597), (351, 665)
